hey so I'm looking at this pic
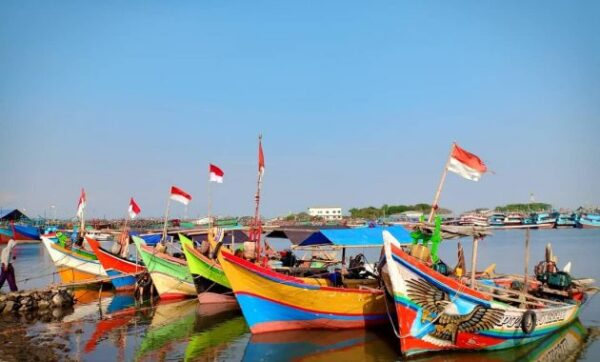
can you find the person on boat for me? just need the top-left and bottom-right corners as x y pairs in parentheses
(0, 239), (18, 292)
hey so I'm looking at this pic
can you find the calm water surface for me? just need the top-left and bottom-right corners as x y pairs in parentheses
(1, 229), (599, 361)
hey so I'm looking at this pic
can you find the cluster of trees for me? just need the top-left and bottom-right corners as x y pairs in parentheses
(284, 212), (316, 222)
(495, 203), (552, 213)
(348, 204), (451, 219)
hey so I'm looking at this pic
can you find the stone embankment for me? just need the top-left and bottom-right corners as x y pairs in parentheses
(0, 288), (75, 318)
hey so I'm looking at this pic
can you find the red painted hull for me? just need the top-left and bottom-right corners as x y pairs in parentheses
(86, 237), (145, 274)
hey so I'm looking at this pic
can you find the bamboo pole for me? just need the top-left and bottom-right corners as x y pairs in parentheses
(521, 227), (531, 306)
(254, 134), (264, 263)
(427, 143), (455, 222)
(161, 196), (171, 244)
(470, 236), (479, 290)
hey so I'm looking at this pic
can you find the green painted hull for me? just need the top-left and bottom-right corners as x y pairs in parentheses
(179, 234), (231, 290)
(132, 236), (195, 298)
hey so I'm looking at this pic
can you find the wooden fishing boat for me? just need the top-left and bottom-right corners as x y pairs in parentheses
(86, 237), (145, 290)
(0, 224), (41, 243)
(217, 226), (412, 334)
(40, 234), (107, 283)
(382, 230), (588, 358)
(578, 213), (600, 228)
(179, 233), (236, 304)
(132, 235), (196, 299)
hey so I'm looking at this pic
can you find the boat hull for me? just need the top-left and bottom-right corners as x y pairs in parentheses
(86, 237), (145, 290)
(132, 236), (196, 299)
(219, 249), (388, 334)
(179, 234), (235, 304)
(0, 225), (41, 243)
(383, 232), (581, 358)
(41, 236), (106, 283)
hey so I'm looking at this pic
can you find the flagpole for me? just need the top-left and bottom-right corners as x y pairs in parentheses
(80, 193), (85, 238)
(254, 134), (264, 263)
(207, 174), (213, 230)
(427, 142), (456, 223)
(161, 195), (171, 244)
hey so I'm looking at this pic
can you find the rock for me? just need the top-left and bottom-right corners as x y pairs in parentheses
(19, 304), (30, 312)
(51, 308), (63, 319)
(0, 294), (6, 302)
(0, 302), (4, 313)
(20, 297), (32, 306)
(51, 294), (65, 307)
(2, 300), (15, 314)
(38, 300), (50, 310)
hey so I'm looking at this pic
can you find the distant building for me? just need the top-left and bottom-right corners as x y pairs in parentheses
(308, 207), (343, 220)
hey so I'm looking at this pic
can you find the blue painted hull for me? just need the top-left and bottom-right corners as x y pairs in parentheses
(106, 269), (137, 290)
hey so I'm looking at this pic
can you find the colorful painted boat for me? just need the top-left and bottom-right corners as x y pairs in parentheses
(578, 213), (600, 228)
(0, 224), (41, 243)
(40, 234), (107, 283)
(382, 230), (585, 358)
(132, 236), (196, 299)
(218, 246), (388, 334)
(86, 237), (145, 290)
(179, 233), (236, 304)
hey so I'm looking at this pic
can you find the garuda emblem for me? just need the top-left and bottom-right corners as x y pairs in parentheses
(406, 278), (504, 345)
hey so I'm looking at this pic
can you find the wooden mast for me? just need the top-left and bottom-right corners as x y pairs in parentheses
(253, 134), (264, 263)
(470, 236), (479, 290)
(521, 227), (531, 306)
(427, 143), (456, 222)
(161, 194), (171, 244)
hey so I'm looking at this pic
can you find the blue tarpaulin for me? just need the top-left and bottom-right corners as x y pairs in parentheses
(129, 232), (162, 246)
(297, 226), (412, 248)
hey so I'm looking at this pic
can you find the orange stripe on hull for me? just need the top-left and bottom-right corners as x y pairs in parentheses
(56, 267), (103, 284)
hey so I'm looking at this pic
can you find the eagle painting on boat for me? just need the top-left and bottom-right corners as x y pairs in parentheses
(406, 278), (505, 346)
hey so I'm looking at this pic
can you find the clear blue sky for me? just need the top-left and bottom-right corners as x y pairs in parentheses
(1, 1), (599, 219)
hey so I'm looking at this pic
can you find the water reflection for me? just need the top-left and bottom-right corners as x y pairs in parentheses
(135, 299), (243, 361)
(239, 319), (593, 362)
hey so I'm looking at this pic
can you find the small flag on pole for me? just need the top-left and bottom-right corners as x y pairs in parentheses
(258, 138), (265, 182)
(447, 144), (487, 181)
(128, 198), (141, 219)
(170, 186), (192, 205)
(209, 164), (224, 183)
(76, 188), (86, 218)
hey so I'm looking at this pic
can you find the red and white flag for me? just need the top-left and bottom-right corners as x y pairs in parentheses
(209, 164), (224, 183)
(170, 186), (192, 205)
(128, 197), (141, 219)
(76, 188), (86, 218)
(258, 138), (265, 182)
(447, 143), (487, 181)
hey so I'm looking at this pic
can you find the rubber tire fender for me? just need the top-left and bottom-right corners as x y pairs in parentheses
(521, 310), (537, 334)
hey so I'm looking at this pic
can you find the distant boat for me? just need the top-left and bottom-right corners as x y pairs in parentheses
(487, 213), (506, 228)
(578, 213), (600, 228)
(555, 213), (577, 228)
(532, 213), (556, 229)
(0, 224), (41, 243)
(458, 213), (488, 227)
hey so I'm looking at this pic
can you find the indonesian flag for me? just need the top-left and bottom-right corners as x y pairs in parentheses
(209, 164), (224, 183)
(170, 186), (192, 205)
(128, 197), (141, 219)
(76, 188), (86, 218)
(447, 143), (487, 181)
(258, 138), (265, 182)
